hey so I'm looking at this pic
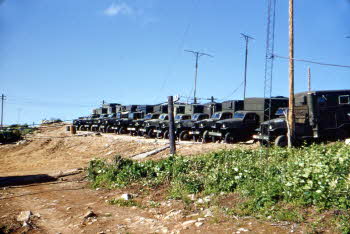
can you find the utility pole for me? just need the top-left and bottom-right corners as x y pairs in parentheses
(241, 33), (254, 100)
(185, 50), (213, 104)
(1, 94), (6, 129)
(288, 0), (295, 148)
(168, 96), (176, 155)
(308, 67), (311, 92)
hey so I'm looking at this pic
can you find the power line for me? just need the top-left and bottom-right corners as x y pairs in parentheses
(153, 0), (200, 103)
(184, 50), (213, 104)
(273, 54), (350, 69)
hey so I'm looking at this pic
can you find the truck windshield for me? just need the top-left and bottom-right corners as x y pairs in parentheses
(159, 114), (168, 120)
(175, 115), (182, 120)
(211, 113), (221, 119)
(108, 114), (115, 118)
(275, 108), (287, 116)
(192, 114), (199, 121)
(233, 113), (245, 119)
(144, 114), (153, 120)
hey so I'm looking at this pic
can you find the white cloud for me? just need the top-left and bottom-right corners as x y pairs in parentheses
(103, 3), (133, 17)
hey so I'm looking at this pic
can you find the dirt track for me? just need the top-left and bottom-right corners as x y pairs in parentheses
(0, 125), (298, 234)
(0, 124), (256, 176)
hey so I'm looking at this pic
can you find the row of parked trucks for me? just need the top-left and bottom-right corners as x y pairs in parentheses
(72, 90), (350, 146)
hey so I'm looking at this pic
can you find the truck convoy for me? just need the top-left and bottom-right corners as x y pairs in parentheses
(72, 89), (350, 146)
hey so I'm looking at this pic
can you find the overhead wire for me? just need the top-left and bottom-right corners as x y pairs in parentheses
(153, 0), (200, 103)
(273, 54), (350, 69)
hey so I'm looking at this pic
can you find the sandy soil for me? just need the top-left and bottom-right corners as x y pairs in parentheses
(0, 124), (256, 176)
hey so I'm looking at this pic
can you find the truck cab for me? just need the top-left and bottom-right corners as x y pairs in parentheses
(189, 111), (234, 142)
(140, 114), (169, 138)
(208, 111), (260, 143)
(155, 114), (192, 139)
(176, 113), (210, 141)
(127, 113), (160, 136)
(254, 90), (350, 146)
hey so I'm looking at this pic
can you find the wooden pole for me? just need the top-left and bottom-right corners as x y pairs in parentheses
(288, 0), (295, 148)
(308, 67), (311, 92)
(168, 96), (176, 155)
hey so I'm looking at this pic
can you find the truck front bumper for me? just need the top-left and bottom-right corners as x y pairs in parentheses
(252, 134), (270, 141)
(208, 132), (222, 137)
(127, 127), (136, 131)
(189, 130), (201, 135)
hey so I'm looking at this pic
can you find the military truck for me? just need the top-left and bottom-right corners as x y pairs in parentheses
(155, 114), (192, 139)
(176, 113), (210, 140)
(208, 97), (288, 143)
(90, 114), (109, 131)
(140, 113), (169, 138)
(72, 116), (87, 130)
(79, 114), (101, 131)
(98, 105), (126, 133)
(254, 90), (350, 146)
(110, 105), (143, 134)
(128, 113), (160, 136)
(189, 100), (244, 142)
(97, 113), (116, 132)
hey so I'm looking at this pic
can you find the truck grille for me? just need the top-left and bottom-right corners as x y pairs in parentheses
(260, 124), (269, 135)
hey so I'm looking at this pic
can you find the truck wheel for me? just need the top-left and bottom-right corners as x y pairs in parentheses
(179, 131), (189, 141)
(224, 132), (235, 144)
(138, 130), (144, 137)
(259, 140), (268, 147)
(147, 129), (154, 138)
(193, 135), (198, 142)
(163, 130), (169, 139)
(119, 127), (126, 135)
(202, 131), (210, 143)
(274, 135), (287, 147)
(114, 128), (119, 134)
(106, 126), (110, 133)
(156, 131), (162, 139)
(211, 136), (216, 143)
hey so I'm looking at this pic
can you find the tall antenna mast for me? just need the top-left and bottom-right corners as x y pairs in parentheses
(263, 0), (277, 122)
(241, 33), (254, 100)
(185, 50), (213, 104)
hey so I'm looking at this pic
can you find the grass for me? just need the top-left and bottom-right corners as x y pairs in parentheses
(88, 142), (350, 233)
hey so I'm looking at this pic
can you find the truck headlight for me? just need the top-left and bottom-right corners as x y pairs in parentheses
(200, 123), (204, 127)
(269, 125), (273, 130)
(222, 124), (226, 128)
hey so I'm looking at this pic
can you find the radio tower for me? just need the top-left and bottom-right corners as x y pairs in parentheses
(263, 0), (277, 122)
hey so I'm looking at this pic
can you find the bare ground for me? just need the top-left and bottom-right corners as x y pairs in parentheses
(0, 124), (304, 233)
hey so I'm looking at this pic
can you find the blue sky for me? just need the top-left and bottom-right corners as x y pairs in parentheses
(0, 0), (349, 124)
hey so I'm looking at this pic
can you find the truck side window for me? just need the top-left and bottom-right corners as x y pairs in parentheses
(339, 95), (350, 105)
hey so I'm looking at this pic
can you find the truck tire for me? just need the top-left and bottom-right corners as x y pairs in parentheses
(179, 131), (189, 141)
(259, 140), (268, 147)
(193, 135), (198, 142)
(147, 129), (154, 138)
(224, 132), (235, 144)
(274, 135), (287, 147)
(202, 131), (210, 143)
(163, 130), (169, 139)
(119, 127), (126, 135)
(106, 126), (110, 133)
(114, 128), (119, 134)
(79, 126), (84, 131)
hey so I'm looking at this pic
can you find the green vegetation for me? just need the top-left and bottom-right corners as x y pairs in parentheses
(0, 124), (37, 143)
(88, 143), (350, 232)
